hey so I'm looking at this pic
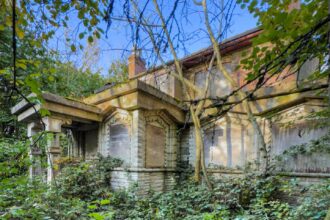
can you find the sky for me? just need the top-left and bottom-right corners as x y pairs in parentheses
(50, 1), (257, 76)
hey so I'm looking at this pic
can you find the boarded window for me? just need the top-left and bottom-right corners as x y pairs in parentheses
(195, 71), (207, 99)
(109, 124), (130, 164)
(209, 65), (232, 98)
(298, 58), (319, 84)
(203, 127), (223, 166)
(145, 124), (166, 168)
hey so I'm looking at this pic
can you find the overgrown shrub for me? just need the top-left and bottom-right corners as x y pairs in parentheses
(0, 137), (87, 219)
(1, 137), (329, 219)
(0, 137), (29, 179)
(86, 174), (330, 220)
(56, 155), (123, 200)
(0, 150), (123, 219)
(0, 177), (88, 219)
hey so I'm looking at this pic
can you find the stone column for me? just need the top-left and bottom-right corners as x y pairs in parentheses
(46, 132), (61, 183)
(43, 117), (71, 183)
(27, 122), (43, 180)
(130, 110), (145, 168)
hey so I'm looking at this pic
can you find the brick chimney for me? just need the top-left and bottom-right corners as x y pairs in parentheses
(128, 47), (146, 79)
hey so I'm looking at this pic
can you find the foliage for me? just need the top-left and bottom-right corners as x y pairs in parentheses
(238, 0), (329, 85)
(1, 137), (329, 220)
(277, 132), (330, 159)
(0, 174), (90, 219)
(0, 137), (87, 219)
(293, 181), (330, 220)
(107, 59), (129, 85)
(56, 155), (123, 200)
(87, 174), (330, 220)
(0, 137), (29, 181)
(0, 151), (123, 219)
(40, 61), (107, 99)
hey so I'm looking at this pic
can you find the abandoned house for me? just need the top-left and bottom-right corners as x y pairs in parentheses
(12, 28), (330, 194)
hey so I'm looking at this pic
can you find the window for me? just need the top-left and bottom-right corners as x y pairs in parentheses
(203, 127), (224, 166)
(109, 123), (130, 164)
(145, 124), (166, 168)
(209, 64), (232, 98)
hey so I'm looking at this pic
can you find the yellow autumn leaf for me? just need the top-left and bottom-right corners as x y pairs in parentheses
(16, 62), (27, 70)
(16, 28), (25, 39)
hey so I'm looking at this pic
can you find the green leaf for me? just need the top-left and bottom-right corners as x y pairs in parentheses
(61, 4), (70, 12)
(246, 73), (255, 81)
(88, 36), (93, 43)
(25, 77), (40, 95)
(49, 68), (56, 74)
(16, 62), (27, 70)
(79, 32), (85, 39)
(100, 199), (110, 205)
(88, 213), (105, 220)
(48, 75), (55, 81)
(39, 108), (50, 117)
(94, 31), (100, 39)
(78, 10), (84, 19)
(0, 69), (7, 74)
(71, 44), (76, 52)
(88, 205), (97, 210)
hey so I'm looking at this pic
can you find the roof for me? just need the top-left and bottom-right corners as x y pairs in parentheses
(96, 27), (261, 94)
(136, 27), (261, 75)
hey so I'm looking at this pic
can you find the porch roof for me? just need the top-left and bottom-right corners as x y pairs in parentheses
(84, 79), (186, 123)
(11, 93), (103, 123)
(12, 79), (186, 124)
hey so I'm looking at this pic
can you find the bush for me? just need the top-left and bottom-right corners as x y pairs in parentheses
(86, 174), (330, 220)
(56, 155), (123, 200)
(0, 176), (89, 219)
(0, 149), (123, 219)
(0, 137), (29, 179)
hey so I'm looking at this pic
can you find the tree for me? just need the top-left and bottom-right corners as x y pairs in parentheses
(107, 59), (128, 84)
(3, 0), (328, 186)
(238, 0), (329, 99)
(194, 0), (269, 174)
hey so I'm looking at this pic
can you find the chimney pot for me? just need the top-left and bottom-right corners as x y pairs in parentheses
(128, 48), (146, 79)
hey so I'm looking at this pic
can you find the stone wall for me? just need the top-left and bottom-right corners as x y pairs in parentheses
(110, 168), (177, 194)
(97, 109), (180, 194)
(270, 101), (329, 173)
(139, 69), (182, 100)
(182, 113), (258, 169)
(178, 127), (193, 168)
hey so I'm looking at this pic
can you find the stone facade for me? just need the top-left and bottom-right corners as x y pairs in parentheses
(12, 28), (329, 192)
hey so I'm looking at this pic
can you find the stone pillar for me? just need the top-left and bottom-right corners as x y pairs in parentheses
(130, 110), (145, 167)
(27, 122), (43, 180)
(46, 133), (61, 183)
(42, 117), (71, 183)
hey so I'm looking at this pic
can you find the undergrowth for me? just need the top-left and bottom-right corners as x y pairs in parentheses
(0, 137), (329, 219)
